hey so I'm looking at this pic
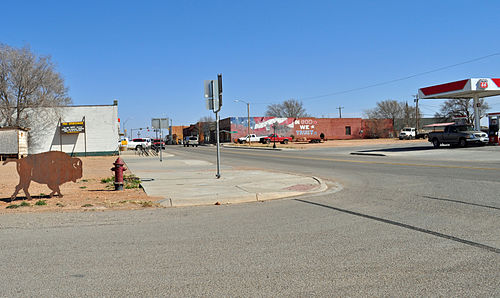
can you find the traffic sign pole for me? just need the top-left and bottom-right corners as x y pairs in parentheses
(204, 74), (223, 179)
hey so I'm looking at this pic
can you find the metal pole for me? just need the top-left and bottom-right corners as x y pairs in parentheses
(215, 110), (221, 178)
(59, 118), (63, 152)
(159, 120), (163, 162)
(473, 95), (481, 131)
(415, 94), (419, 131)
(273, 124), (276, 149)
(84, 116), (87, 157)
(247, 102), (250, 145)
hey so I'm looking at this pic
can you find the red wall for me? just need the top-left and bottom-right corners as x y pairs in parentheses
(294, 118), (362, 140)
(361, 119), (393, 138)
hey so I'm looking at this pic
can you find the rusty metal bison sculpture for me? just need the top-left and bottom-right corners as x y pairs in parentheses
(3, 151), (83, 200)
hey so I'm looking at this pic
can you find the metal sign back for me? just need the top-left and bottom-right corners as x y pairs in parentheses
(151, 118), (169, 129)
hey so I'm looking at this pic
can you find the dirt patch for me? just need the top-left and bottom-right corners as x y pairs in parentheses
(0, 156), (162, 213)
(228, 138), (428, 149)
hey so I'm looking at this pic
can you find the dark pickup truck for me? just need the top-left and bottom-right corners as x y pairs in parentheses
(428, 124), (488, 148)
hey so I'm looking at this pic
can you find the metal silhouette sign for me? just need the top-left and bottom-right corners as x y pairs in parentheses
(3, 151), (83, 200)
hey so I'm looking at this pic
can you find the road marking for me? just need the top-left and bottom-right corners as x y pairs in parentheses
(220, 149), (500, 171)
(295, 198), (500, 254)
(420, 195), (500, 211)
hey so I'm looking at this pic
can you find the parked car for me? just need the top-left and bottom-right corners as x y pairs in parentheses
(237, 134), (262, 144)
(184, 136), (199, 147)
(152, 139), (165, 150)
(428, 124), (488, 148)
(127, 138), (152, 150)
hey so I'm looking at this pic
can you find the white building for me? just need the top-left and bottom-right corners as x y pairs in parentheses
(1, 101), (120, 156)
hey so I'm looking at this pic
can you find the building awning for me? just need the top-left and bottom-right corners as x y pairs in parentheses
(418, 78), (500, 99)
(423, 122), (454, 128)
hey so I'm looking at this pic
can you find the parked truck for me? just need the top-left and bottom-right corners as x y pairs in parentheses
(237, 134), (262, 144)
(260, 134), (292, 144)
(127, 138), (152, 150)
(399, 127), (429, 140)
(428, 124), (488, 148)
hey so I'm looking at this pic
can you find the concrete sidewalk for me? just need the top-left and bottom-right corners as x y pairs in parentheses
(121, 151), (326, 207)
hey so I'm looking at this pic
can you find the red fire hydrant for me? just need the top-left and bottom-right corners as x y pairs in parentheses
(111, 157), (127, 190)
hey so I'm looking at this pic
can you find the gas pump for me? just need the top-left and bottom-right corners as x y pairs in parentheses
(487, 113), (500, 145)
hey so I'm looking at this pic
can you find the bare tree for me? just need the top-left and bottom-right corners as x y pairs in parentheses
(199, 115), (215, 123)
(266, 99), (309, 118)
(198, 115), (215, 144)
(0, 44), (71, 128)
(434, 98), (490, 125)
(364, 99), (404, 136)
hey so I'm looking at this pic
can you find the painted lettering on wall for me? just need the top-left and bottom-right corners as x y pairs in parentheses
(294, 119), (318, 136)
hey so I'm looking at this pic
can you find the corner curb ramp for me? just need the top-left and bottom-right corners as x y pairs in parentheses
(120, 153), (329, 208)
(155, 175), (327, 207)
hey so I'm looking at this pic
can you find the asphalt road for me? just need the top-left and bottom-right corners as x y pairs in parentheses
(1, 143), (499, 296)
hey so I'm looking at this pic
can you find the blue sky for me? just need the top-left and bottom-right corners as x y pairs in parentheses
(2, 0), (500, 136)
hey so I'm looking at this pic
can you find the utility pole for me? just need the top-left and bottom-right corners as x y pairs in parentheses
(337, 106), (344, 118)
(405, 101), (409, 127)
(414, 94), (419, 131)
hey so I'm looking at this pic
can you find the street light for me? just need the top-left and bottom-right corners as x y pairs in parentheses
(234, 99), (251, 144)
(122, 117), (132, 138)
(272, 122), (277, 149)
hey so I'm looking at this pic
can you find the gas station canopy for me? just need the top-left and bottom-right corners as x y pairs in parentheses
(418, 78), (500, 99)
(418, 78), (500, 130)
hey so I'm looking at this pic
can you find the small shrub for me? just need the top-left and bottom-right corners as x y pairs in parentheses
(35, 200), (47, 206)
(141, 201), (153, 207)
(81, 179), (88, 182)
(124, 175), (141, 189)
(80, 186), (87, 189)
(101, 177), (113, 184)
(81, 203), (93, 208)
(19, 201), (30, 207)
(39, 193), (46, 197)
(56, 203), (65, 207)
(6, 204), (19, 209)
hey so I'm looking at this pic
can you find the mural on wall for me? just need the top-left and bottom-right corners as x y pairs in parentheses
(294, 118), (319, 137)
(230, 117), (295, 140)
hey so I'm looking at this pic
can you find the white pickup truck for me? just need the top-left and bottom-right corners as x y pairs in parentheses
(126, 138), (152, 150)
(237, 134), (261, 144)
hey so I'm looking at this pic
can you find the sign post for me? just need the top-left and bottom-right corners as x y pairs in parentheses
(204, 74), (223, 178)
(152, 118), (169, 162)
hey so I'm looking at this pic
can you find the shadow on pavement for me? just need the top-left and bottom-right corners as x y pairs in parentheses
(357, 146), (434, 153)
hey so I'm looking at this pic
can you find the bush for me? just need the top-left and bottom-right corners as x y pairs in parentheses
(20, 201), (30, 207)
(35, 200), (47, 206)
(101, 177), (113, 184)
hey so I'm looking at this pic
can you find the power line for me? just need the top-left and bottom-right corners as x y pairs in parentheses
(302, 52), (500, 102)
(249, 52), (500, 105)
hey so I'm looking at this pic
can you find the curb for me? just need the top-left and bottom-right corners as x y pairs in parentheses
(223, 145), (283, 151)
(155, 175), (328, 208)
